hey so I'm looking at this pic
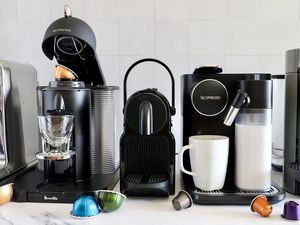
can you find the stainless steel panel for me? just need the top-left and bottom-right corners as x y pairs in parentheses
(0, 60), (38, 179)
(0, 66), (10, 168)
(90, 87), (120, 175)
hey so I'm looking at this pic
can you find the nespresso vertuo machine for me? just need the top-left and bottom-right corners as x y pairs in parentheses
(283, 48), (300, 195)
(13, 6), (120, 203)
(181, 65), (285, 205)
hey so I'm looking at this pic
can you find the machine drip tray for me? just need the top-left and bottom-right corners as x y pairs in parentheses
(12, 165), (119, 203)
(193, 185), (279, 195)
(181, 173), (285, 205)
(126, 174), (167, 184)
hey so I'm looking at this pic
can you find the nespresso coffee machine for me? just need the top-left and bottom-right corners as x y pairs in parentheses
(181, 65), (285, 205)
(120, 58), (176, 196)
(283, 48), (300, 195)
(0, 60), (38, 186)
(13, 6), (120, 203)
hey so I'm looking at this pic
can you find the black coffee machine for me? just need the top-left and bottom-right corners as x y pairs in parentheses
(283, 48), (300, 195)
(120, 58), (176, 197)
(181, 65), (285, 205)
(13, 6), (120, 203)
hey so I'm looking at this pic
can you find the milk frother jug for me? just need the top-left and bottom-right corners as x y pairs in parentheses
(224, 80), (273, 191)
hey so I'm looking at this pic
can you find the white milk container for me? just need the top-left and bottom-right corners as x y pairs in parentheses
(234, 80), (272, 191)
(235, 108), (272, 190)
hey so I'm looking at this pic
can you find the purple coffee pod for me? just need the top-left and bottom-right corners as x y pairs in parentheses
(281, 201), (300, 221)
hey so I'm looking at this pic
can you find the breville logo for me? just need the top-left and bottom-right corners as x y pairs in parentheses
(200, 96), (222, 100)
(44, 196), (58, 201)
(52, 28), (71, 33)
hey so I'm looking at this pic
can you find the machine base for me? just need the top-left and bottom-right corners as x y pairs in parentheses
(12, 165), (119, 203)
(181, 172), (285, 205)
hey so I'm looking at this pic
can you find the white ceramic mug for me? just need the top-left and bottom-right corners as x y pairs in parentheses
(178, 135), (229, 191)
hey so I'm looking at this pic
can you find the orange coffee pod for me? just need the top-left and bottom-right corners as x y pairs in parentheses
(54, 64), (78, 80)
(250, 195), (272, 217)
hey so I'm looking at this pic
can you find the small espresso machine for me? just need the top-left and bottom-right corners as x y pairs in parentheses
(13, 6), (120, 203)
(181, 65), (285, 205)
(120, 58), (176, 196)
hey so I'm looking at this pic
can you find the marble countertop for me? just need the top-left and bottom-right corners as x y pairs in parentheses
(0, 170), (299, 225)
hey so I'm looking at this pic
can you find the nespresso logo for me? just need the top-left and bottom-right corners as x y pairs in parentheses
(52, 28), (71, 33)
(44, 196), (58, 201)
(200, 96), (222, 100)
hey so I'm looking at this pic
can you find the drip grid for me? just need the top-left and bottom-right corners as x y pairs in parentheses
(125, 174), (167, 184)
(191, 185), (279, 196)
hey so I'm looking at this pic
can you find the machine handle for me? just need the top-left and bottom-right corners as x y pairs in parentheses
(178, 145), (196, 177)
(123, 58), (175, 111)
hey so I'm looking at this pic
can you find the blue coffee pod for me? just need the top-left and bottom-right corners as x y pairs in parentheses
(70, 195), (101, 219)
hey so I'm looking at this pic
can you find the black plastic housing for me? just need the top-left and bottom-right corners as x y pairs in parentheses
(42, 15), (105, 86)
(120, 58), (176, 197)
(181, 69), (285, 204)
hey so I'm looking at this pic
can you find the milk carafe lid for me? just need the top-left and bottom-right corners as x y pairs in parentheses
(238, 80), (272, 109)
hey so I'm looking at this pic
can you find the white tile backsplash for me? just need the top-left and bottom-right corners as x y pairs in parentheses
(156, 20), (190, 55)
(260, 55), (285, 74)
(226, 20), (261, 55)
(83, 0), (119, 20)
(98, 55), (120, 86)
(50, 0), (84, 20)
(18, 22), (49, 58)
(1, 0), (299, 146)
(226, 0), (262, 19)
(190, 0), (226, 19)
(17, 0), (50, 22)
(261, 20), (300, 55)
(225, 55), (260, 72)
(0, 0), (17, 21)
(89, 20), (119, 55)
(262, 0), (300, 19)
(0, 22), (18, 59)
(119, 0), (154, 19)
(190, 20), (226, 55)
(120, 20), (155, 55)
(155, 0), (190, 19)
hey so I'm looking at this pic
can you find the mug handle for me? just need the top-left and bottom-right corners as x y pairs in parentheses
(178, 145), (196, 176)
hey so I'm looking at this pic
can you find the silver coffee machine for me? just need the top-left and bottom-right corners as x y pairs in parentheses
(0, 60), (38, 184)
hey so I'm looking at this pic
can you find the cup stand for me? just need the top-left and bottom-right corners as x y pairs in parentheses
(35, 150), (76, 161)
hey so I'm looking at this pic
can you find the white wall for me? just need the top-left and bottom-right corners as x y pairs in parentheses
(0, 0), (298, 149)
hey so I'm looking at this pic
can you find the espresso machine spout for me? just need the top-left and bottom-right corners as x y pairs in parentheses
(224, 89), (249, 126)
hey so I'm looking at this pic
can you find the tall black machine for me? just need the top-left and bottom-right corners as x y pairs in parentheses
(13, 6), (120, 203)
(181, 65), (285, 204)
(120, 58), (176, 196)
(283, 48), (300, 195)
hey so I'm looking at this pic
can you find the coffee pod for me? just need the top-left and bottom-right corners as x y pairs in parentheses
(0, 183), (13, 205)
(250, 195), (272, 217)
(172, 190), (193, 211)
(54, 64), (78, 80)
(281, 201), (300, 221)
